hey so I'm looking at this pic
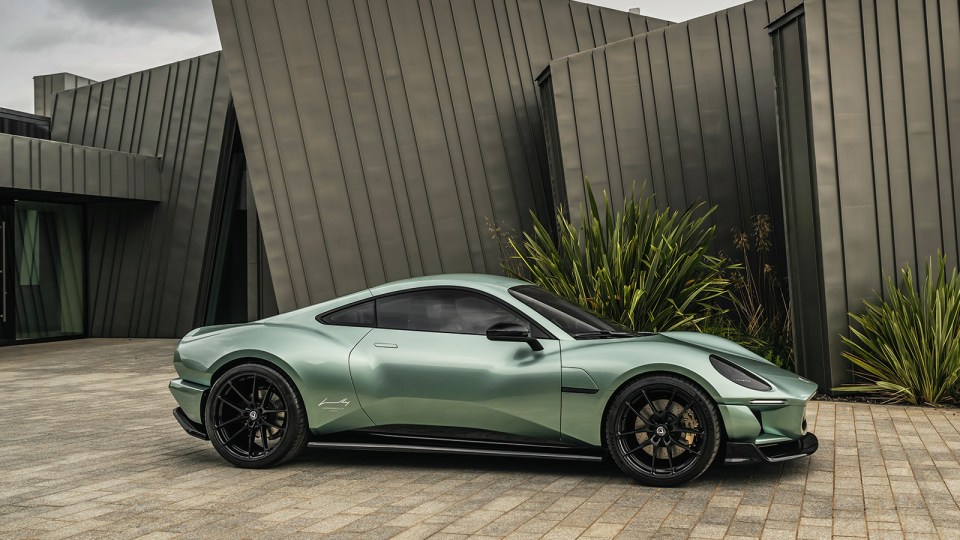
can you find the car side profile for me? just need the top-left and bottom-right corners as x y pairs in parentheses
(170, 274), (817, 487)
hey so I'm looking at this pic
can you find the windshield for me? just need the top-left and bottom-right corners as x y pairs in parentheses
(509, 285), (637, 339)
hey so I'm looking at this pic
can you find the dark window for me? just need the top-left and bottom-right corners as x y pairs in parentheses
(376, 289), (534, 336)
(322, 300), (376, 328)
(509, 285), (635, 339)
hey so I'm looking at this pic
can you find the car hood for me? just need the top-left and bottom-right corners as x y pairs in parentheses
(658, 331), (818, 400)
(659, 331), (767, 361)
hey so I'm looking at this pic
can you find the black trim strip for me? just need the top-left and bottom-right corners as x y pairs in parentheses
(561, 386), (599, 394)
(306, 441), (602, 462)
(725, 433), (818, 464)
(173, 407), (209, 440)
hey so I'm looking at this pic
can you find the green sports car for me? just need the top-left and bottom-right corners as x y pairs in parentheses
(170, 274), (817, 486)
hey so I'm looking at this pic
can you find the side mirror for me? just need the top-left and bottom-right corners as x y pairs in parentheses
(486, 321), (544, 351)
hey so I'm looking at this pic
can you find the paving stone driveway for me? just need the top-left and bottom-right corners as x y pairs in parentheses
(2, 339), (960, 539)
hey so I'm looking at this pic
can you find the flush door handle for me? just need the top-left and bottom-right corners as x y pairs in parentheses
(374, 343), (398, 348)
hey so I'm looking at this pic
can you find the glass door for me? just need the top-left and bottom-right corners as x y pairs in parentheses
(0, 200), (83, 342)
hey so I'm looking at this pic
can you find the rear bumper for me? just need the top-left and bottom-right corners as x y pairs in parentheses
(173, 407), (209, 440)
(168, 378), (208, 425)
(725, 432), (818, 464)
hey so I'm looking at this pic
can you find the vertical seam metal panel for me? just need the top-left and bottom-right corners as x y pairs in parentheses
(215, 0), (668, 310)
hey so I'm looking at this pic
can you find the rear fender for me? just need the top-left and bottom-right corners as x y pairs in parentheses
(176, 323), (375, 433)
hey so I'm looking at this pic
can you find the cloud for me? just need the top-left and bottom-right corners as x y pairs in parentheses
(9, 24), (103, 52)
(0, 0), (221, 112)
(49, 0), (216, 36)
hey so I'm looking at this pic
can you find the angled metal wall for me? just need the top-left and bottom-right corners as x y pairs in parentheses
(0, 133), (160, 201)
(0, 108), (50, 139)
(48, 52), (233, 337)
(34, 73), (96, 117)
(541, 0), (800, 264)
(212, 0), (669, 312)
(770, 8), (830, 387)
(772, 0), (960, 387)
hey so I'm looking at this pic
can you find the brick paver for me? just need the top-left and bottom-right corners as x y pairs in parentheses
(2, 339), (959, 539)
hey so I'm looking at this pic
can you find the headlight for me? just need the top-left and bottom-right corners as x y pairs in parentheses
(709, 355), (772, 391)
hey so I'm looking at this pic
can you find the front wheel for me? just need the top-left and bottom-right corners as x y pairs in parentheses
(204, 364), (309, 468)
(604, 375), (721, 487)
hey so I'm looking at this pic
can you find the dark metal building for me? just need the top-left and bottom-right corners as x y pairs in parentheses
(770, 0), (960, 387)
(537, 0), (800, 268)
(0, 0), (957, 390)
(211, 0), (668, 311)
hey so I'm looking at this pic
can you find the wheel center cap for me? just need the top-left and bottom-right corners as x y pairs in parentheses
(655, 426), (667, 437)
(248, 410), (259, 421)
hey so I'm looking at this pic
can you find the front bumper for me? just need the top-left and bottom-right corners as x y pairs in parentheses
(724, 432), (818, 464)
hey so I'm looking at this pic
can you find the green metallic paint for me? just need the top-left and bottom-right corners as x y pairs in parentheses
(170, 274), (817, 452)
(350, 329), (561, 439)
(717, 405), (763, 442)
(168, 378), (207, 424)
(561, 367), (599, 392)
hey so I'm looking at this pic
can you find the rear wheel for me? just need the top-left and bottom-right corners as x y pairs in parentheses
(204, 364), (308, 468)
(604, 375), (721, 487)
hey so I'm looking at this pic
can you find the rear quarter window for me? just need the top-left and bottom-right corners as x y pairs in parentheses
(320, 300), (376, 328)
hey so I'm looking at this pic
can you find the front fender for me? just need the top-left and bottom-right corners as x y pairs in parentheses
(557, 335), (806, 447)
(558, 360), (723, 447)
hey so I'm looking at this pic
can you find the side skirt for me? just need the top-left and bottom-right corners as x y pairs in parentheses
(306, 426), (603, 462)
(306, 441), (602, 462)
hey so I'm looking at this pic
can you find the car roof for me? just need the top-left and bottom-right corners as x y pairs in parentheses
(264, 273), (536, 327)
(366, 273), (529, 295)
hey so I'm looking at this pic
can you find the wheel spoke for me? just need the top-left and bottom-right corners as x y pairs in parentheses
(227, 382), (252, 407)
(259, 425), (269, 455)
(666, 445), (675, 473)
(674, 400), (694, 421)
(260, 384), (273, 409)
(626, 402), (652, 426)
(217, 395), (245, 413)
(640, 389), (659, 415)
(250, 374), (258, 404)
(247, 425), (255, 456)
(673, 438), (700, 455)
(262, 408), (286, 414)
(223, 426), (246, 445)
(624, 438), (653, 456)
(617, 428), (647, 437)
(664, 388), (676, 419)
(262, 419), (285, 431)
(672, 427), (703, 435)
(215, 415), (244, 429)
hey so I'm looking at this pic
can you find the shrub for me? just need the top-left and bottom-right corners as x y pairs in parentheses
(836, 253), (960, 405)
(702, 215), (794, 370)
(505, 184), (733, 332)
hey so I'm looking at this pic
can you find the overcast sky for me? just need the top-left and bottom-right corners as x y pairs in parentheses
(0, 0), (748, 113)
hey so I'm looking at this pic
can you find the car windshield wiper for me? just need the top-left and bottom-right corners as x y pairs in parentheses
(572, 330), (636, 339)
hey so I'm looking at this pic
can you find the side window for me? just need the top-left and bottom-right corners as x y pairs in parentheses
(321, 300), (376, 327)
(376, 289), (533, 336)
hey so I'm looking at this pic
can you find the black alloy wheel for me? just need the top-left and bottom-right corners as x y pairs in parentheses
(605, 375), (721, 487)
(205, 363), (308, 468)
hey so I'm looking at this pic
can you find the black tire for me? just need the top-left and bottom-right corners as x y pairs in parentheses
(204, 363), (309, 468)
(604, 375), (721, 487)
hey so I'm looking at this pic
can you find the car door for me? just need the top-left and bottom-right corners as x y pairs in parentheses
(348, 288), (561, 440)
